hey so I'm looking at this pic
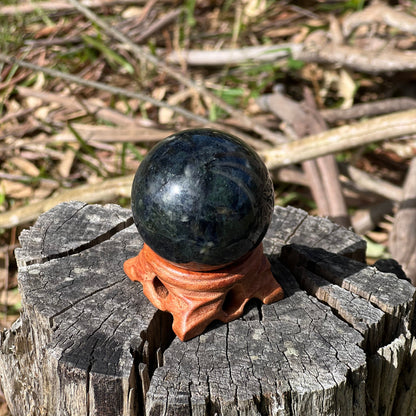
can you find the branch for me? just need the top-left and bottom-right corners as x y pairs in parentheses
(53, 124), (175, 143)
(342, 165), (403, 202)
(389, 158), (416, 284)
(259, 89), (349, 225)
(299, 41), (416, 74)
(0, 0), (141, 15)
(0, 53), (269, 150)
(66, 0), (281, 143)
(0, 52), (206, 124)
(14, 86), (152, 127)
(165, 44), (300, 66)
(0, 175), (134, 229)
(320, 97), (416, 123)
(260, 109), (416, 169)
(164, 42), (416, 74)
(343, 3), (416, 36)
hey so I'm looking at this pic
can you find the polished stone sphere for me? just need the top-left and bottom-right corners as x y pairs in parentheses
(131, 128), (274, 269)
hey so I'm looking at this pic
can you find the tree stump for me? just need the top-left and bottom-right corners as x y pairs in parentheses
(0, 201), (415, 416)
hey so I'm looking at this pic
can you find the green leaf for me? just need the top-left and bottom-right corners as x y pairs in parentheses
(125, 143), (145, 162)
(364, 237), (387, 259)
(287, 57), (305, 71)
(209, 103), (219, 121)
(67, 123), (109, 176)
(82, 35), (134, 74)
(185, 0), (197, 27)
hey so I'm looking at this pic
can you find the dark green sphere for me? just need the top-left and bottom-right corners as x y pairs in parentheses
(131, 128), (274, 268)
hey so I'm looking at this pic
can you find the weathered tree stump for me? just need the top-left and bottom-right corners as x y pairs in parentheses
(0, 201), (415, 416)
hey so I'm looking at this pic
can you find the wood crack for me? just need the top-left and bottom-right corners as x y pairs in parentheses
(4, 202), (415, 415)
(283, 211), (308, 245)
(40, 203), (88, 260)
(136, 309), (175, 415)
(49, 279), (124, 328)
(25, 216), (134, 266)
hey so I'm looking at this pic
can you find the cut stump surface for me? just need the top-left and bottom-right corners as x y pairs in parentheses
(0, 202), (415, 416)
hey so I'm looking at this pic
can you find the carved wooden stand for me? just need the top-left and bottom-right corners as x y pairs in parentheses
(0, 202), (415, 416)
(124, 243), (284, 341)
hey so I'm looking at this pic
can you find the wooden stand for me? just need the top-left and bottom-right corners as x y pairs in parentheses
(0, 201), (415, 416)
(124, 243), (284, 341)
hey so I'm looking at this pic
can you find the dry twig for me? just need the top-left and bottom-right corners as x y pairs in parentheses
(165, 44), (301, 66)
(260, 109), (416, 169)
(0, 0), (141, 15)
(259, 90), (349, 225)
(320, 98), (416, 123)
(0, 175), (134, 229)
(54, 124), (175, 143)
(66, 0), (281, 143)
(343, 165), (403, 202)
(134, 9), (181, 44)
(0, 52), (270, 150)
(352, 201), (395, 235)
(0, 52), (207, 124)
(165, 41), (416, 74)
(389, 158), (416, 285)
(343, 3), (416, 36)
(299, 39), (416, 74)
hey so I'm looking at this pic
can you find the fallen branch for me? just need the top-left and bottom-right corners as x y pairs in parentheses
(0, 52), (269, 150)
(342, 164), (403, 202)
(259, 89), (349, 225)
(165, 44), (300, 66)
(352, 201), (395, 235)
(320, 97), (416, 123)
(0, 52), (206, 124)
(260, 109), (416, 169)
(13, 86), (152, 128)
(0, 0), (142, 15)
(272, 167), (308, 187)
(343, 3), (416, 36)
(0, 175), (134, 229)
(389, 158), (416, 285)
(54, 123), (174, 143)
(67, 0), (281, 143)
(165, 41), (416, 74)
(300, 41), (416, 74)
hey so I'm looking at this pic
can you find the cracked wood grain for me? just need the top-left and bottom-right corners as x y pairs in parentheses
(0, 202), (172, 416)
(17, 202), (134, 267)
(0, 202), (415, 415)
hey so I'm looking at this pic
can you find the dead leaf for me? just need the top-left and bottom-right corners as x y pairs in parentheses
(242, 0), (267, 20)
(9, 157), (40, 177)
(1, 180), (33, 199)
(58, 143), (79, 178)
(159, 89), (194, 124)
(122, 6), (143, 18)
(35, 25), (58, 39)
(32, 181), (59, 201)
(338, 69), (356, 109)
